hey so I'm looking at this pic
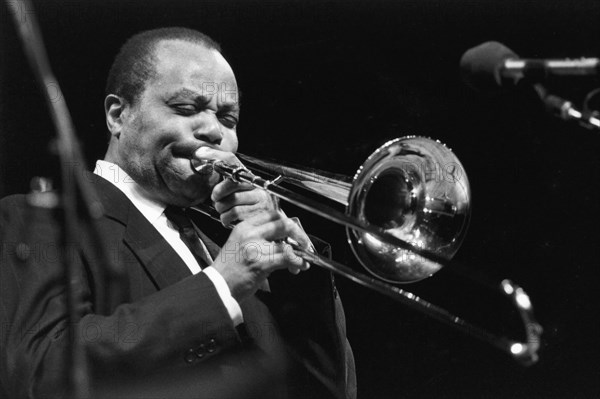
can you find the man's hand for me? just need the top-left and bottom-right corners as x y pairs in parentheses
(212, 179), (277, 227)
(194, 147), (277, 227)
(211, 211), (311, 302)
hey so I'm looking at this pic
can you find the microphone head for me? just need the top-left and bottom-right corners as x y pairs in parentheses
(460, 41), (518, 91)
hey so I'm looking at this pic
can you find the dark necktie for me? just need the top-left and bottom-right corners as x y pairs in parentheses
(164, 206), (212, 269)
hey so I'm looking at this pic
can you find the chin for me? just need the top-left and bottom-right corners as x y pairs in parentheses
(173, 179), (215, 206)
(162, 165), (215, 204)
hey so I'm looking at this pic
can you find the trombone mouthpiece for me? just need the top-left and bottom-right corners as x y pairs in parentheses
(190, 157), (215, 176)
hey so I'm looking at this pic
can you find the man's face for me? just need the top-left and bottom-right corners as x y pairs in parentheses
(112, 40), (240, 206)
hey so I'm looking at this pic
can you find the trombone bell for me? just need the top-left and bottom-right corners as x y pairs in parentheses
(347, 137), (471, 283)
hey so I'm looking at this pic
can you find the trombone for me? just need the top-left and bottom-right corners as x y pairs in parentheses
(190, 136), (542, 365)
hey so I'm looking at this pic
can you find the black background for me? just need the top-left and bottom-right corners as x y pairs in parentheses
(1, 0), (600, 397)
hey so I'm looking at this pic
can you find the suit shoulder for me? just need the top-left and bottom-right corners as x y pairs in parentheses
(1, 192), (60, 231)
(0, 194), (29, 221)
(0, 193), (27, 207)
(1, 192), (60, 209)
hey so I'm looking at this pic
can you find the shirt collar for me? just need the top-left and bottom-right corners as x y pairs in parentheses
(94, 160), (165, 224)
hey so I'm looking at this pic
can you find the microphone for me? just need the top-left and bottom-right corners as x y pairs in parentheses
(460, 41), (600, 91)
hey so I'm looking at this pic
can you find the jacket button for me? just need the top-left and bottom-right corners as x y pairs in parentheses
(206, 338), (217, 353)
(184, 349), (196, 364)
(195, 344), (206, 358)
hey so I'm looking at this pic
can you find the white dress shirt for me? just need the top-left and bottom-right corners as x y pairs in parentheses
(94, 160), (243, 326)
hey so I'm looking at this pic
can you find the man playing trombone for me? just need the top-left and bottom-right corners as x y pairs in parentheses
(0, 27), (355, 399)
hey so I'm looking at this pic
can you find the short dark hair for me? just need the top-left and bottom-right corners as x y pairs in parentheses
(105, 27), (221, 105)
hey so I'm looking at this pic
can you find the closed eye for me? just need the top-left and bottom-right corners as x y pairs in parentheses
(169, 100), (238, 128)
(218, 114), (238, 129)
(171, 103), (197, 115)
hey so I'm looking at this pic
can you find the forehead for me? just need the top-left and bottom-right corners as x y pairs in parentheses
(149, 39), (238, 96)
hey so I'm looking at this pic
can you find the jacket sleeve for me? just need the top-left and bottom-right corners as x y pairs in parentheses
(0, 195), (242, 398)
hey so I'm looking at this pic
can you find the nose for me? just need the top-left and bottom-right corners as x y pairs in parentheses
(193, 112), (223, 145)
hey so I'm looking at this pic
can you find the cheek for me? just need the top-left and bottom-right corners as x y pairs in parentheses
(126, 119), (184, 160)
(221, 130), (239, 153)
(133, 107), (187, 143)
(119, 121), (181, 181)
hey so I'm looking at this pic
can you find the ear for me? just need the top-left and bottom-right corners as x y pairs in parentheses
(105, 94), (128, 138)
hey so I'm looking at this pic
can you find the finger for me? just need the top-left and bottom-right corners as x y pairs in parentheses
(244, 242), (309, 275)
(252, 218), (312, 258)
(220, 204), (271, 227)
(252, 217), (300, 243)
(211, 179), (255, 203)
(214, 189), (262, 214)
(240, 239), (301, 265)
(233, 210), (282, 233)
(259, 250), (307, 275)
(277, 241), (309, 269)
(235, 228), (310, 275)
(285, 244), (311, 274)
(287, 260), (311, 275)
(282, 219), (312, 251)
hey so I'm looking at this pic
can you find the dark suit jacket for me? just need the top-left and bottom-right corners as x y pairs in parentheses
(0, 172), (356, 399)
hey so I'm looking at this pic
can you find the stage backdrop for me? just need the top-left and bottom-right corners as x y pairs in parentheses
(2, 1), (599, 397)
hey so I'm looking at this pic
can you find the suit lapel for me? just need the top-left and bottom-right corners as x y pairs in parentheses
(89, 172), (192, 290)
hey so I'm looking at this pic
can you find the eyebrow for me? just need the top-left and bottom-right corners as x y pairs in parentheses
(165, 87), (242, 110)
(165, 88), (209, 103)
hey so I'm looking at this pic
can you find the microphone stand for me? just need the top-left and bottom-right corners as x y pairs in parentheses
(5, 1), (127, 397)
(533, 84), (600, 132)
